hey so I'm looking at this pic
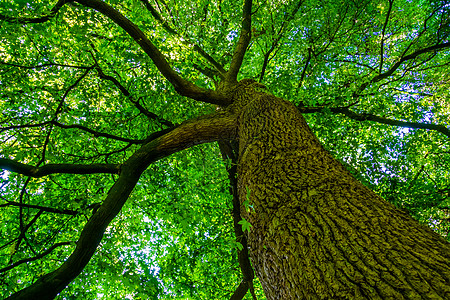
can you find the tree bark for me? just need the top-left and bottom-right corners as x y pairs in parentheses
(233, 80), (450, 299)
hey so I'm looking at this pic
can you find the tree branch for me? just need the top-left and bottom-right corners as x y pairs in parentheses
(226, 0), (253, 82)
(379, 0), (394, 73)
(0, 201), (79, 216)
(1, 121), (145, 144)
(230, 280), (249, 300)
(360, 42), (450, 90)
(193, 64), (221, 82)
(0, 158), (120, 177)
(54, 67), (94, 116)
(13, 210), (44, 256)
(52, 121), (146, 143)
(140, 0), (226, 77)
(259, 0), (303, 83)
(74, 0), (229, 105)
(299, 106), (450, 138)
(298, 47), (312, 88)
(0, 242), (72, 274)
(0, 61), (92, 70)
(7, 111), (238, 300)
(94, 66), (174, 127)
(0, 0), (70, 24)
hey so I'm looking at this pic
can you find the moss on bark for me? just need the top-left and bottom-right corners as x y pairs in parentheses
(233, 81), (450, 299)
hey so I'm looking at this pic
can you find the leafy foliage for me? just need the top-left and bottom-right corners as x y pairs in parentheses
(0, 0), (449, 299)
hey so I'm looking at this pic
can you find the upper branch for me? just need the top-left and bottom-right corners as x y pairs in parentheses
(0, 158), (120, 177)
(1, 121), (144, 144)
(0, 61), (92, 70)
(140, 0), (226, 77)
(75, 0), (229, 105)
(299, 106), (450, 138)
(259, 0), (303, 83)
(0, 201), (79, 216)
(298, 47), (312, 88)
(379, 0), (394, 73)
(360, 42), (450, 91)
(94, 66), (174, 127)
(52, 121), (146, 143)
(0, 0), (70, 24)
(374, 42), (450, 82)
(226, 0), (253, 82)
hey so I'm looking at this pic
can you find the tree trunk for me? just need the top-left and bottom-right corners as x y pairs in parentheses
(233, 81), (450, 299)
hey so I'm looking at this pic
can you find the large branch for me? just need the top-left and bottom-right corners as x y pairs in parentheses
(0, 158), (120, 177)
(226, 0), (253, 82)
(299, 106), (450, 138)
(6, 112), (237, 300)
(75, 0), (229, 105)
(0, 0), (69, 24)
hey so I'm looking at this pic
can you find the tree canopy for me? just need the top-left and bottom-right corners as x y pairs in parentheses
(0, 0), (449, 299)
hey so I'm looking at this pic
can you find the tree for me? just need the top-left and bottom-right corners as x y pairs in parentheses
(1, 0), (450, 299)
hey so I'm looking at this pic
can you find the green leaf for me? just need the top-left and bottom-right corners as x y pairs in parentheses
(238, 218), (252, 233)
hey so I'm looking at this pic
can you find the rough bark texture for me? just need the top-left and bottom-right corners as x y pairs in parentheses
(232, 80), (450, 299)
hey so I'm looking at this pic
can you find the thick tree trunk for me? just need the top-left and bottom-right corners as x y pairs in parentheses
(233, 81), (450, 299)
